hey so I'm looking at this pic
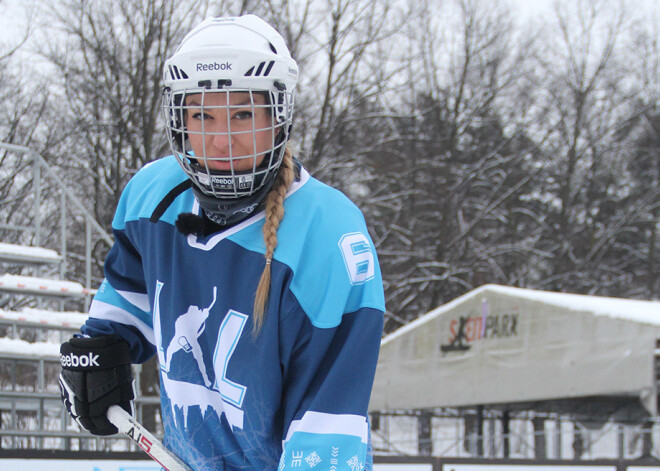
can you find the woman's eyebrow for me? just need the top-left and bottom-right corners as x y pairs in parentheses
(230, 98), (254, 107)
(185, 96), (260, 107)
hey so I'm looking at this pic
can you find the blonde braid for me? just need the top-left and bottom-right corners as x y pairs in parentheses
(253, 146), (295, 335)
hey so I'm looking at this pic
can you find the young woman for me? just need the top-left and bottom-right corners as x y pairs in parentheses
(59, 14), (385, 471)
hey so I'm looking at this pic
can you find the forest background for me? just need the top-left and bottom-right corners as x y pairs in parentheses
(0, 0), (658, 336)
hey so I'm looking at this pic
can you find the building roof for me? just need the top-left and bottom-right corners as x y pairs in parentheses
(370, 284), (660, 419)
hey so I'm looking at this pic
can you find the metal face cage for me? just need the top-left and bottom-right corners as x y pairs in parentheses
(163, 87), (294, 199)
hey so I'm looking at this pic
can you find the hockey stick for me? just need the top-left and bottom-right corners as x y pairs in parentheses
(107, 405), (193, 471)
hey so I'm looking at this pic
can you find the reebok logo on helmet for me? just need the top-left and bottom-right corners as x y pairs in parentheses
(211, 176), (235, 187)
(60, 352), (100, 368)
(196, 62), (232, 72)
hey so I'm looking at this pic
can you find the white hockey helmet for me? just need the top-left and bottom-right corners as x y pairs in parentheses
(162, 15), (298, 200)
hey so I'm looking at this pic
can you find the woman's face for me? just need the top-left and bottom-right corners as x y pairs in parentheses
(184, 91), (274, 172)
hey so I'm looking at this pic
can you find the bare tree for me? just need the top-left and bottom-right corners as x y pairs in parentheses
(39, 0), (215, 230)
(0, 1), (62, 252)
(360, 0), (541, 329)
(619, 8), (660, 299)
(286, 0), (408, 172)
(528, 0), (644, 295)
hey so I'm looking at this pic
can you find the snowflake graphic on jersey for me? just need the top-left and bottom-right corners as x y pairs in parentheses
(305, 451), (322, 468)
(347, 455), (363, 471)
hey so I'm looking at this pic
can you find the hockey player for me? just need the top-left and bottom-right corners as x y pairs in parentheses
(58, 14), (385, 471)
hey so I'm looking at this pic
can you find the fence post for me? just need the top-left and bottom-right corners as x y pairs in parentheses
(33, 156), (41, 247)
(85, 219), (92, 312)
(555, 416), (562, 459)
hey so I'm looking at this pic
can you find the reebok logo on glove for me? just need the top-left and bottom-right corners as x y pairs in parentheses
(59, 334), (135, 436)
(60, 352), (100, 368)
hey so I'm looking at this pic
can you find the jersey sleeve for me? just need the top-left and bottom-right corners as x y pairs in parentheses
(278, 303), (383, 471)
(271, 177), (386, 471)
(80, 176), (156, 364)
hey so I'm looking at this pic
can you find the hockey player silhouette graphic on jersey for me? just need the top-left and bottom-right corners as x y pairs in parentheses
(154, 281), (247, 431)
(164, 287), (217, 387)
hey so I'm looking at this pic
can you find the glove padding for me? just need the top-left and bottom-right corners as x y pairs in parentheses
(59, 334), (135, 436)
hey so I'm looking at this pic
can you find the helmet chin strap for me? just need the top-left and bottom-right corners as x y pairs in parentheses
(192, 170), (277, 227)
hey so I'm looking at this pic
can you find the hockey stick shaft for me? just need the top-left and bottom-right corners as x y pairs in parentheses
(107, 405), (193, 471)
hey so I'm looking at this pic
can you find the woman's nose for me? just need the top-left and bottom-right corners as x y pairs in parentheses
(209, 120), (231, 151)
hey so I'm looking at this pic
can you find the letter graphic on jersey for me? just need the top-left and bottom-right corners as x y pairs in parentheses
(212, 310), (248, 407)
(152, 281), (246, 430)
(154, 281), (166, 367)
(338, 232), (375, 285)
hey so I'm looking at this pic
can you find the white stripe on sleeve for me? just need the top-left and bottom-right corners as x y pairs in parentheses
(284, 411), (368, 445)
(117, 289), (151, 312)
(89, 299), (155, 346)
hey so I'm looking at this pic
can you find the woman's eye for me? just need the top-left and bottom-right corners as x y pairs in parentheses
(234, 111), (253, 120)
(191, 112), (210, 120)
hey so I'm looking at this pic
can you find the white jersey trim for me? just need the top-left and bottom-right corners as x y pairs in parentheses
(88, 299), (156, 346)
(187, 168), (310, 251)
(117, 289), (151, 312)
(283, 410), (368, 445)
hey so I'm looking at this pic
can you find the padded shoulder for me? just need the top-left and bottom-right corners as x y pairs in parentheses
(113, 156), (192, 229)
(228, 175), (385, 328)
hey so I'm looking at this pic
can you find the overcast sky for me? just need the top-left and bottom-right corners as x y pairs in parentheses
(2, 0), (657, 39)
(0, 0), (557, 51)
(0, 0), (657, 64)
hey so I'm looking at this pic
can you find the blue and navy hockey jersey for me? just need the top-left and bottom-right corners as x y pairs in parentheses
(81, 155), (385, 471)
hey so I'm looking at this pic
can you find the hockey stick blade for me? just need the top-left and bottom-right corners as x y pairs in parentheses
(107, 405), (193, 471)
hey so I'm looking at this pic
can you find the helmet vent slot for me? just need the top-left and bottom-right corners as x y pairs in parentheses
(169, 65), (189, 80)
(264, 61), (275, 76)
(244, 61), (275, 77)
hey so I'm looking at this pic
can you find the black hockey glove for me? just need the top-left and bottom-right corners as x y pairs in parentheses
(59, 334), (135, 436)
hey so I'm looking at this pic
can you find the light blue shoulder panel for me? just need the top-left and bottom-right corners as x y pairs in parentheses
(113, 155), (193, 229)
(228, 176), (385, 328)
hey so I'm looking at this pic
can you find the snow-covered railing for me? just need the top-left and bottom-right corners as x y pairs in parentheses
(0, 308), (87, 330)
(0, 274), (96, 298)
(0, 308), (86, 344)
(0, 337), (60, 359)
(0, 243), (62, 265)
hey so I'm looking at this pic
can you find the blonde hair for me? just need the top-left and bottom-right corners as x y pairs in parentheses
(252, 146), (295, 335)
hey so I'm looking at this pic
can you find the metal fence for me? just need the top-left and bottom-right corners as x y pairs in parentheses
(372, 412), (660, 461)
(0, 141), (113, 312)
(0, 142), (164, 452)
(0, 333), (161, 452)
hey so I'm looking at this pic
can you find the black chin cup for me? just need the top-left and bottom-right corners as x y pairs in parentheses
(189, 162), (265, 197)
(191, 169), (277, 227)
